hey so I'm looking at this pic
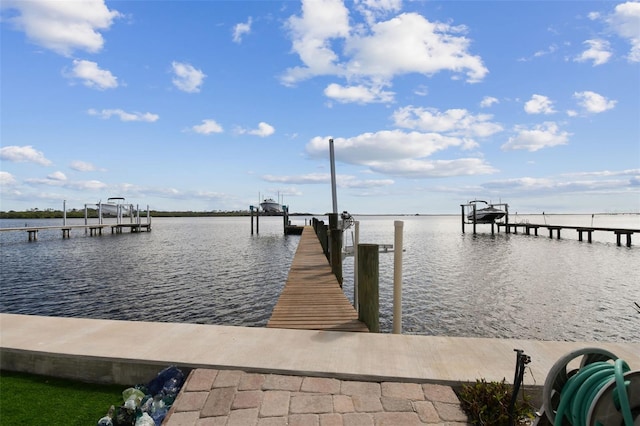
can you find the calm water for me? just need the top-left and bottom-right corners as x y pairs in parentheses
(1, 214), (638, 342)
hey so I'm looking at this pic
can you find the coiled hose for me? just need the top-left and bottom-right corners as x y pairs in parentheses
(554, 359), (633, 426)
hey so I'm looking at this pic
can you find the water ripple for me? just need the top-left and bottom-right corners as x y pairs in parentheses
(1, 216), (638, 342)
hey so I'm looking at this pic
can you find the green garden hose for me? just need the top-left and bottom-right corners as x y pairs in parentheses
(554, 359), (632, 426)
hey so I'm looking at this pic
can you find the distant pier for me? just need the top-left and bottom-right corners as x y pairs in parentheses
(459, 202), (638, 247)
(0, 223), (152, 241)
(497, 223), (637, 247)
(0, 201), (152, 241)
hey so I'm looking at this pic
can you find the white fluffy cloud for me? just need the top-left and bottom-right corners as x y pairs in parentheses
(262, 172), (394, 188)
(233, 17), (252, 43)
(2, 0), (121, 56)
(324, 83), (394, 103)
(392, 106), (503, 139)
(68, 59), (118, 90)
(282, 1), (488, 103)
(47, 171), (67, 181)
(172, 61), (206, 93)
(191, 119), (224, 135)
(502, 122), (570, 152)
(367, 158), (497, 178)
(236, 122), (276, 137)
(249, 122), (275, 137)
(524, 94), (556, 114)
(0, 171), (17, 186)
(307, 130), (465, 164)
(88, 108), (159, 122)
(574, 91), (617, 113)
(70, 161), (97, 172)
(480, 96), (499, 108)
(344, 13), (487, 82)
(0, 145), (52, 165)
(606, 1), (640, 62)
(575, 39), (612, 66)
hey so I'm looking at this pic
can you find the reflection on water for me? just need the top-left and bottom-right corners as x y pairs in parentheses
(341, 215), (639, 342)
(1, 215), (639, 342)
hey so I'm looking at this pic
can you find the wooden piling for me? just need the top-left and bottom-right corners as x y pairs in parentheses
(328, 213), (343, 287)
(358, 244), (379, 333)
(250, 206), (254, 235)
(283, 205), (288, 233)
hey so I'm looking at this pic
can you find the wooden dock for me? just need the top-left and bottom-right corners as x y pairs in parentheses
(268, 226), (369, 332)
(0, 223), (151, 241)
(496, 223), (638, 247)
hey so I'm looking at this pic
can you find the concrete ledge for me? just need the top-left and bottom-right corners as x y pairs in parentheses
(2, 314), (639, 389)
(0, 348), (175, 385)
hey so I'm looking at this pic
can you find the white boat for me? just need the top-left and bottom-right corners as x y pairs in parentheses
(467, 200), (506, 223)
(260, 198), (283, 214)
(97, 197), (133, 217)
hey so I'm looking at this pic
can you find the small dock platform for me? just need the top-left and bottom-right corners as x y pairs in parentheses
(268, 226), (368, 332)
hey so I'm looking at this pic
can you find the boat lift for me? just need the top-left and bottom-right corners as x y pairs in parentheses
(461, 200), (509, 234)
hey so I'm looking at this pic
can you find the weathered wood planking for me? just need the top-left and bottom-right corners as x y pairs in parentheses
(268, 226), (369, 332)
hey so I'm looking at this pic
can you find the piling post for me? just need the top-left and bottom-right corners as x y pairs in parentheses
(250, 206), (254, 235)
(358, 244), (379, 333)
(63, 200), (67, 226)
(472, 204), (477, 234)
(328, 213), (338, 232)
(256, 206), (259, 234)
(317, 220), (328, 258)
(353, 220), (360, 312)
(461, 205), (465, 233)
(282, 205), (288, 234)
(84, 205), (88, 235)
(328, 213), (343, 286)
(393, 220), (404, 334)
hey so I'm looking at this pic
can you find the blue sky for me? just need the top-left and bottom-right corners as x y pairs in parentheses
(1, 0), (639, 214)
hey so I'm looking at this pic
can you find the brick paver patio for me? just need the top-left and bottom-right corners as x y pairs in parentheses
(165, 369), (470, 425)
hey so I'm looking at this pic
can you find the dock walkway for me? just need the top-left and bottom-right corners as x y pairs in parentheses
(267, 226), (368, 332)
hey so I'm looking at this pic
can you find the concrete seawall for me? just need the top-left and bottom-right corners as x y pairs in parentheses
(1, 313), (638, 392)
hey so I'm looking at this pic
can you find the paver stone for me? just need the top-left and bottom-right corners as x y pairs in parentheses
(201, 387), (236, 417)
(259, 390), (290, 417)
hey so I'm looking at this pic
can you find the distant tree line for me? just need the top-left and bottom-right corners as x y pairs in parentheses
(0, 209), (311, 219)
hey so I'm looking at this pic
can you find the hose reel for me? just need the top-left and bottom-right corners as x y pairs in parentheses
(540, 347), (639, 425)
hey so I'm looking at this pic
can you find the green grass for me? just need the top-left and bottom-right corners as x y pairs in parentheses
(0, 370), (124, 425)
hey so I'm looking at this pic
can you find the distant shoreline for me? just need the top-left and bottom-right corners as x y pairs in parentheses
(1, 210), (638, 220)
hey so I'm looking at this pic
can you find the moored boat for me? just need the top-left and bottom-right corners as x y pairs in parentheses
(98, 197), (133, 217)
(260, 198), (283, 214)
(467, 200), (506, 223)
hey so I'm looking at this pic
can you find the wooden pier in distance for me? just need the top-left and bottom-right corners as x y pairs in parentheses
(497, 223), (638, 247)
(268, 226), (369, 332)
(0, 223), (151, 241)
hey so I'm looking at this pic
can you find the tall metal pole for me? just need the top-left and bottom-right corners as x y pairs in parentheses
(329, 138), (338, 214)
